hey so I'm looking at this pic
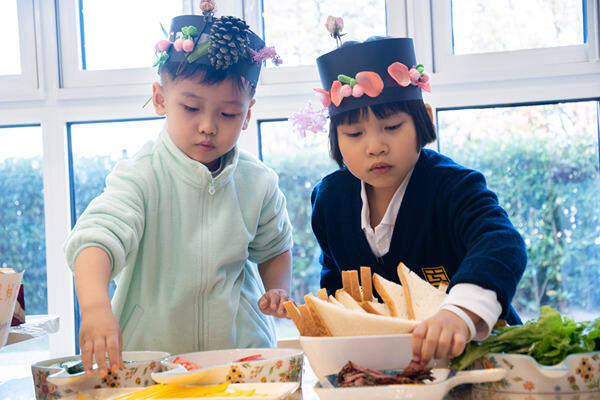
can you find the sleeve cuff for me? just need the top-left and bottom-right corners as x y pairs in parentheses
(441, 283), (502, 341)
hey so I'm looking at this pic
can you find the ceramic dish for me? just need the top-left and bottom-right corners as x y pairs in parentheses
(471, 391), (600, 400)
(32, 351), (169, 400)
(60, 382), (300, 400)
(314, 367), (506, 400)
(299, 334), (448, 379)
(472, 351), (600, 395)
(151, 348), (303, 385)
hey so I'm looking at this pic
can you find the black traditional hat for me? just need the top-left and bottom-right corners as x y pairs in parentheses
(315, 37), (430, 117)
(153, 14), (281, 87)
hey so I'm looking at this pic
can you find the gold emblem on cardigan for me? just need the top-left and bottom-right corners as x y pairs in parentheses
(421, 266), (449, 286)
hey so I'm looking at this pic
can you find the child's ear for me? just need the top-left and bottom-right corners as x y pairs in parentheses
(152, 82), (167, 116)
(241, 99), (256, 131)
(425, 103), (434, 123)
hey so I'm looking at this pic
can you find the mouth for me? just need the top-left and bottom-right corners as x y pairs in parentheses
(195, 142), (215, 151)
(370, 162), (392, 174)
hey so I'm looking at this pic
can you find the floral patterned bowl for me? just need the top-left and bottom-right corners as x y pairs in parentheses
(31, 351), (169, 400)
(472, 351), (600, 395)
(151, 348), (303, 385)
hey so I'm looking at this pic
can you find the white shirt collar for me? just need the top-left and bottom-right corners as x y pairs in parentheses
(360, 167), (414, 231)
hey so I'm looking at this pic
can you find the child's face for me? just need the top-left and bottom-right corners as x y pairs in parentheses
(152, 76), (255, 170)
(337, 108), (420, 192)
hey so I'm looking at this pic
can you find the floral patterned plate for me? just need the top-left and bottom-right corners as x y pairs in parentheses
(152, 348), (304, 386)
(472, 351), (600, 394)
(32, 351), (169, 400)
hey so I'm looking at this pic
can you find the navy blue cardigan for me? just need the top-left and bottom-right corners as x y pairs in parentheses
(311, 149), (527, 325)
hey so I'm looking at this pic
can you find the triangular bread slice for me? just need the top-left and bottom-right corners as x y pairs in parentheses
(304, 294), (419, 336)
(360, 300), (391, 316)
(303, 295), (332, 336)
(398, 263), (447, 321)
(335, 290), (367, 313)
(329, 295), (344, 307)
(372, 273), (410, 319)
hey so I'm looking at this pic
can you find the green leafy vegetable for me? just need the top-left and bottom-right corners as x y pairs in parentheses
(451, 306), (600, 370)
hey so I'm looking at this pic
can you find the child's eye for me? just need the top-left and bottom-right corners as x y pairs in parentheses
(385, 122), (403, 131)
(344, 131), (362, 138)
(183, 105), (199, 112)
(221, 113), (238, 118)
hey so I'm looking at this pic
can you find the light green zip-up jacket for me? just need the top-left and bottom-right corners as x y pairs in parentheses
(65, 126), (293, 354)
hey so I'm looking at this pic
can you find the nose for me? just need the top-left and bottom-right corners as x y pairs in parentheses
(366, 134), (388, 156)
(198, 116), (217, 136)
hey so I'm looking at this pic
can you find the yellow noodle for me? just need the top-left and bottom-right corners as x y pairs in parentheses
(107, 382), (274, 399)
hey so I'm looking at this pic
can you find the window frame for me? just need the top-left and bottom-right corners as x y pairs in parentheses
(56, 0), (194, 92)
(243, 0), (399, 93)
(0, 0), (42, 102)
(428, 0), (600, 86)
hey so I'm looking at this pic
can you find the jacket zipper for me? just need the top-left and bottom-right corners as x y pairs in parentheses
(208, 175), (216, 195)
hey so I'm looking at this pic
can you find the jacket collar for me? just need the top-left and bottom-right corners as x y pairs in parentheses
(157, 124), (238, 190)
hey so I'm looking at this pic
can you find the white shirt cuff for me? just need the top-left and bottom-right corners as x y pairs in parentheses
(440, 283), (502, 341)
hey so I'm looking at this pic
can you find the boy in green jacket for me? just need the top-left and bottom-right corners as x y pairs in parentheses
(65, 11), (291, 376)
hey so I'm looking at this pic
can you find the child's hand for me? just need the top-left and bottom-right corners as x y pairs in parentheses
(411, 309), (472, 365)
(258, 289), (290, 318)
(79, 305), (124, 376)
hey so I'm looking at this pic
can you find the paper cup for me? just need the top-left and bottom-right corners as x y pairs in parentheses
(0, 271), (24, 347)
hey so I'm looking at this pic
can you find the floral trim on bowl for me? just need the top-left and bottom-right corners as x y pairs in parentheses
(223, 355), (303, 384)
(472, 352), (600, 394)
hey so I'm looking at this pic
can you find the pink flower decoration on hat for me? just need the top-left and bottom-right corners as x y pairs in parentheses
(325, 16), (345, 47)
(388, 62), (411, 87)
(409, 64), (431, 92)
(248, 46), (283, 66)
(199, 0), (215, 12)
(355, 71), (384, 97)
(330, 80), (344, 107)
(173, 38), (184, 52)
(182, 39), (195, 52)
(155, 39), (171, 52)
(314, 88), (331, 107)
(352, 84), (364, 97)
(289, 101), (329, 137)
(325, 16), (344, 36)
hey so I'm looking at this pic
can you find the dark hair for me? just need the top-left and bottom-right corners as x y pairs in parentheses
(328, 100), (436, 168)
(160, 60), (256, 98)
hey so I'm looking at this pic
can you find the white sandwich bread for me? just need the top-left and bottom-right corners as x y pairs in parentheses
(304, 294), (419, 336)
(397, 263), (447, 321)
(284, 263), (449, 337)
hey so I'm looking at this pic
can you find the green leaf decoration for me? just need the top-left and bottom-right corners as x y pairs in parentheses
(571, 384), (580, 391)
(187, 41), (210, 63)
(512, 376), (523, 382)
(337, 74), (356, 87)
(181, 25), (199, 38)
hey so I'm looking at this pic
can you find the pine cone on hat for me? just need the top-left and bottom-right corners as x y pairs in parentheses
(208, 16), (250, 70)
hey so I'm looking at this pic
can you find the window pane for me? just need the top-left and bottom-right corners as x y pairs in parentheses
(0, 126), (48, 381)
(452, 0), (585, 55)
(260, 120), (337, 337)
(437, 101), (600, 320)
(261, 0), (386, 67)
(80, 0), (182, 70)
(0, 0), (21, 75)
(70, 119), (165, 219)
(0, 126), (46, 314)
